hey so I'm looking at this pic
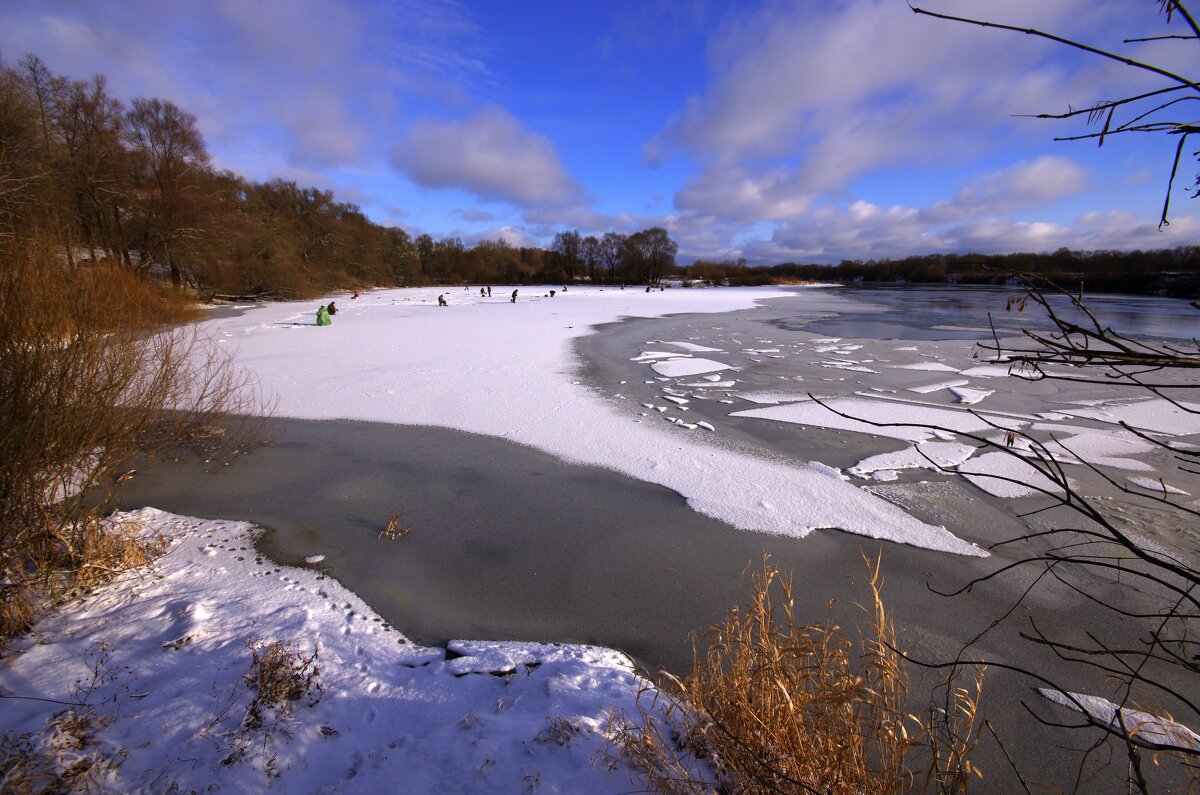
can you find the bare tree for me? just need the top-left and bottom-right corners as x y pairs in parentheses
(599, 231), (626, 284)
(124, 97), (210, 286)
(910, 1), (1200, 229)
(551, 229), (582, 283)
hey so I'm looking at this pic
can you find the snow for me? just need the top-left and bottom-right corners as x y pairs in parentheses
(1039, 689), (1200, 753)
(1127, 476), (1189, 495)
(731, 397), (1024, 443)
(0, 509), (681, 793)
(890, 361), (961, 372)
(908, 379), (969, 394)
(657, 340), (723, 352)
(205, 286), (979, 555)
(9, 284), (1196, 793)
(949, 386), (994, 405)
(1062, 398), (1200, 435)
(1041, 429), (1155, 471)
(958, 452), (1065, 498)
(650, 357), (730, 377)
(958, 364), (1014, 378)
(732, 391), (807, 405)
(850, 443), (978, 478)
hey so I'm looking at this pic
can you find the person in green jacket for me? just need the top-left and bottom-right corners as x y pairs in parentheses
(316, 305), (331, 326)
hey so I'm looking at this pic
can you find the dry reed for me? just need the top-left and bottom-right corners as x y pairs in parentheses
(608, 555), (985, 794)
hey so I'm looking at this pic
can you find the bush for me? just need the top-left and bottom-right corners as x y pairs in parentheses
(608, 556), (984, 794)
(0, 233), (262, 638)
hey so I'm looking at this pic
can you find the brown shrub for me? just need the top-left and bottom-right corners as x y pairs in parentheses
(608, 556), (984, 794)
(0, 232), (263, 638)
(242, 640), (323, 731)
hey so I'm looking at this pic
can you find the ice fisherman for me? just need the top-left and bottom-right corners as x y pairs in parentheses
(316, 305), (331, 326)
(327, 301), (338, 315)
(511, 289), (518, 303)
(438, 294), (448, 307)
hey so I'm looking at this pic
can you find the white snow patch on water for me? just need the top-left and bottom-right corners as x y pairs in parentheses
(650, 358), (730, 377)
(197, 286), (978, 555)
(958, 452), (1064, 498)
(949, 386), (994, 405)
(1127, 476), (1189, 495)
(908, 379), (969, 394)
(891, 362), (961, 373)
(1063, 398), (1200, 435)
(958, 365), (1015, 378)
(732, 397), (1023, 443)
(1039, 689), (1200, 753)
(659, 340), (724, 352)
(850, 442), (978, 477)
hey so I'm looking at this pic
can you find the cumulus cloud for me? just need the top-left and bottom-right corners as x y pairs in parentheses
(658, 0), (1114, 219)
(922, 156), (1090, 223)
(0, 0), (485, 173)
(393, 106), (586, 208)
(728, 202), (1200, 266)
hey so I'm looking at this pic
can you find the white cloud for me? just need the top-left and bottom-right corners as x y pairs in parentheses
(728, 204), (1200, 266)
(0, 0), (485, 173)
(922, 156), (1090, 223)
(656, 0), (1121, 219)
(393, 106), (586, 208)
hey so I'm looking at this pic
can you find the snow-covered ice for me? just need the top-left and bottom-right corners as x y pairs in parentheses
(650, 357), (730, 377)
(203, 286), (981, 555)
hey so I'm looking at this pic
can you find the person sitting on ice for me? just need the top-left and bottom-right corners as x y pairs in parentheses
(480, 287), (486, 297)
(352, 289), (360, 299)
(327, 301), (338, 315)
(316, 305), (331, 326)
(438, 294), (448, 307)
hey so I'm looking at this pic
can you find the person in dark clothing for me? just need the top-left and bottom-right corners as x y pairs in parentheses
(438, 294), (448, 307)
(480, 287), (486, 297)
(511, 289), (518, 303)
(486, 286), (492, 297)
(327, 301), (338, 315)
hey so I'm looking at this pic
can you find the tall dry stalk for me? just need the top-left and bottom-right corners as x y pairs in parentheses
(608, 556), (984, 794)
(0, 231), (263, 637)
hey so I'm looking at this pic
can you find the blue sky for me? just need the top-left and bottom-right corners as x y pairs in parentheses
(3, 0), (1196, 264)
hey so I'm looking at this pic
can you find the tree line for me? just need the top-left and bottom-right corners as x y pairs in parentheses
(697, 247), (1200, 296)
(4, 52), (1194, 301)
(0, 54), (681, 299)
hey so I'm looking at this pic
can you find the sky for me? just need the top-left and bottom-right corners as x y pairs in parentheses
(2, 0), (1197, 265)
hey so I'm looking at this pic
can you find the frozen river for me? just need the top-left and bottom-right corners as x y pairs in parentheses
(114, 284), (1200, 672)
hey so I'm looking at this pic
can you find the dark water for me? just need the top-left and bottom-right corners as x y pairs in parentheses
(789, 284), (1200, 341)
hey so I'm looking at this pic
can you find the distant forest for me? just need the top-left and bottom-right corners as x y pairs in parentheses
(3, 53), (1196, 300)
(710, 248), (1200, 296)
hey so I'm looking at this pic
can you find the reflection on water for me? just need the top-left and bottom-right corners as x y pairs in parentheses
(788, 284), (1200, 341)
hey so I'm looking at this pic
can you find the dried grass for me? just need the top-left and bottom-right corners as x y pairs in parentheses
(0, 232), (264, 639)
(0, 708), (121, 794)
(379, 511), (411, 541)
(608, 555), (985, 794)
(242, 640), (323, 731)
